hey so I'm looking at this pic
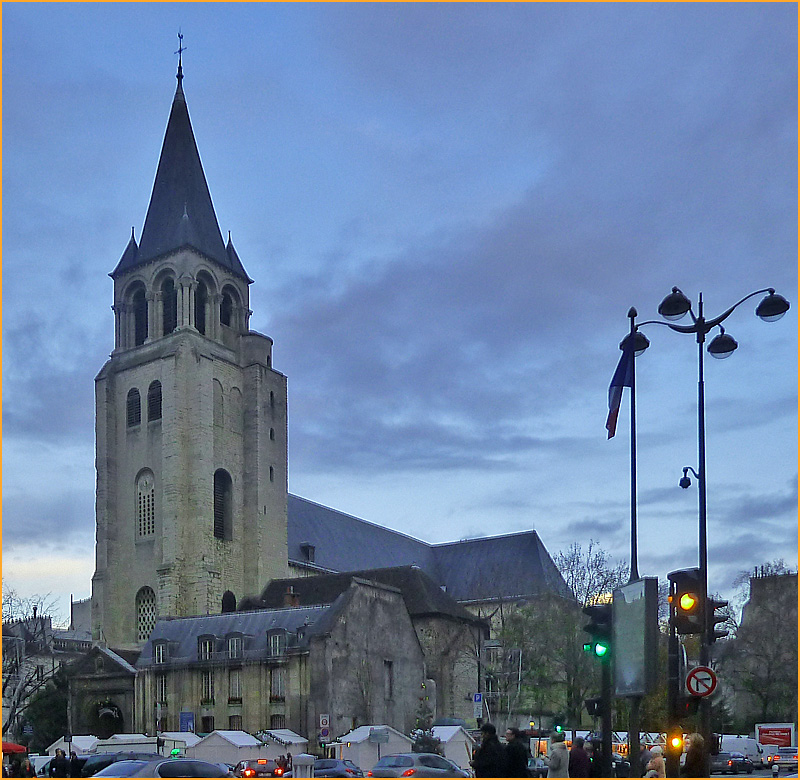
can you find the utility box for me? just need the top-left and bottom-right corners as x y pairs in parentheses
(293, 753), (315, 778)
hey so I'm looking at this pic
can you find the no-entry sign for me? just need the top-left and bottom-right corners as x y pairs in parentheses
(685, 665), (718, 698)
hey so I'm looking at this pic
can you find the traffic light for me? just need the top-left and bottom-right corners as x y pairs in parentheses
(707, 596), (729, 643)
(318, 732), (326, 748)
(582, 602), (612, 660)
(584, 697), (602, 718)
(667, 730), (684, 755)
(668, 568), (704, 634)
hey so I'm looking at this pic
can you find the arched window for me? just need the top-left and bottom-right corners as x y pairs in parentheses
(127, 388), (141, 427)
(213, 380), (224, 428)
(136, 586), (157, 643)
(133, 288), (148, 346)
(220, 290), (233, 327)
(213, 469), (232, 540)
(195, 280), (207, 335)
(147, 381), (162, 422)
(222, 591), (236, 614)
(161, 278), (177, 335)
(137, 470), (155, 537)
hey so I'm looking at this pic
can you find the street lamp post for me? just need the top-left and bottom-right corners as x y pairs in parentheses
(637, 286), (789, 767)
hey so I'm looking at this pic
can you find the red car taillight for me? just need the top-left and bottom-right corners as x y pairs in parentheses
(401, 770), (417, 777)
(728, 761), (733, 766)
(274, 769), (284, 777)
(366, 772), (373, 777)
(244, 771), (255, 777)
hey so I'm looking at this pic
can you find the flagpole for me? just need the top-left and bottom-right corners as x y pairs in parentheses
(626, 307), (642, 776)
(627, 307), (639, 582)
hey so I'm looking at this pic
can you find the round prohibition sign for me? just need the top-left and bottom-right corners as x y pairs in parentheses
(685, 665), (718, 697)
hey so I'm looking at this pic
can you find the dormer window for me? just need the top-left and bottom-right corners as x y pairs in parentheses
(300, 543), (315, 563)
(154, 642), (167, 664)
(198, 636), (215, 661)
(268, 631), (285, 657)
(228, 635), (242, 660)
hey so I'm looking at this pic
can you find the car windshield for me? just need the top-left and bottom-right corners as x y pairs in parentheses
(92, 760), (148, 777)
(375, 756), (414, 768)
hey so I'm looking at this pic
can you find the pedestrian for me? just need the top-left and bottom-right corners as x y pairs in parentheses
(69, 752), (82, 778)
(680, 733), (705, 777)
(568, 737), (591, 778)
(645, 745), (665, 778)
(470, 723), (508, 778)
(505, 728), (529, 778)
(640, 744), (653, 775)
(546, 732), (569, 778)
(18, 759), (35, 779)
(585, 741), (602, 778)
(286, 753), (293, 772)
(49, 750), (69, 778)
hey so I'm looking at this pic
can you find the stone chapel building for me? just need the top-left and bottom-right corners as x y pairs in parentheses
(89, 61), (572, 662)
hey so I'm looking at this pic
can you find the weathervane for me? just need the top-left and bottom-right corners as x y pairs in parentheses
(175, 30), (186, 83)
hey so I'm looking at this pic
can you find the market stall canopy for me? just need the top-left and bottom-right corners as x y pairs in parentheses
(3, 742), (27, 754)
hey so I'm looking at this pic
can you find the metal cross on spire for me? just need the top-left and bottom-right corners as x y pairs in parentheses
(175, 30), (186, 83)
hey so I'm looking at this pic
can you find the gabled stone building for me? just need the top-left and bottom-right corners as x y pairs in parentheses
(135, 579), (426, 740)
(246, 565), (489, 725)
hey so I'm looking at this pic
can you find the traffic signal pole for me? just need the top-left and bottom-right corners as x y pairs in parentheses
(666, 620), (680, 777)
(601, 662), (613, 779)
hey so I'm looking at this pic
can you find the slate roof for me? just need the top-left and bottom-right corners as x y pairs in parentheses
(136, 605), (333, 668)
(112, 70), (250, 282)
(257, 566), (484, 625)
(287, 495), (572, 604)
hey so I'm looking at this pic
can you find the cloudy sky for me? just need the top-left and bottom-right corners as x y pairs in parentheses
(3, 3), (796, 623)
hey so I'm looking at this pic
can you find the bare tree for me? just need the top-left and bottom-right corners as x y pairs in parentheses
(2, 583), (62, 738)
(718, 562), (797, 725)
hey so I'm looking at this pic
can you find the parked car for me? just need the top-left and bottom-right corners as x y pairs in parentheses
(92, 758), (233, 777)
(767, 747), (798, 772)
(313, 759), (365, 777)
(77, 751), (162, 777)
(367, 753), (470, 778)
(711, 752), (734, 773)
(725, 752), (754, 774)
(233, 759), (285, 778)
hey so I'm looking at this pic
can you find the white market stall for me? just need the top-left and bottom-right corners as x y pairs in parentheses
(334, 726), (413, 771)
(46, 736), (98, 756)
(432, 726), (475, 770)
(254, 729), (309, 760)
(186, 730), (266, 765)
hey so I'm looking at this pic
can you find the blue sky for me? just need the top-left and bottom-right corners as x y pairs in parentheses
(2, 3), (797, 622)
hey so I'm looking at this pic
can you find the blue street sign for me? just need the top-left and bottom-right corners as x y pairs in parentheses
(473, 693), (482, 703)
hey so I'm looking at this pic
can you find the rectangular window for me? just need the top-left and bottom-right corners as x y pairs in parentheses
(201, 669), (214, 703)
(229, 668), (241, 700)
(270, 714), (286, 729)
(201, 715), (215, 733)
(228, 636), (242, 659)
(270, 667), (285, 700)
(384, 660), (394, 700)
(229, 715), (242, 731)
(154, 643), (166, 664)
(157, 674), (168, 703)
(268, 633), (284, 656)
(198, 637), (214, 661)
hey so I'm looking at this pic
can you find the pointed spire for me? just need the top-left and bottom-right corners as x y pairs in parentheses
(112, 48), (250, 281)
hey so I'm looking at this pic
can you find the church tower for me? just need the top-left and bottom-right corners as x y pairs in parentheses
(91, 61), (289, 650)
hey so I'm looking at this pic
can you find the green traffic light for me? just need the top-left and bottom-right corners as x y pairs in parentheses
(554, 725), (563, 733)
(594, 642), (610, 658)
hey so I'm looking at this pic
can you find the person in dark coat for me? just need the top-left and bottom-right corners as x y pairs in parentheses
(505, 728), (530, 778)
(568, 737), (591, 778)
(69, 752), (82, 778)
(680, 733), (706, 778)
(18, 759), (35, 779)
(49, 750), (69, 778)
(471, 723), (508, 778)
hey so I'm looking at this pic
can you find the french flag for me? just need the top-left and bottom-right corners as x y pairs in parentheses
(606, 339), (634, 439)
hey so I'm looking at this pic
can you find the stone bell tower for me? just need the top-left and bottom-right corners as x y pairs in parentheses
(91, 60), (289, 650)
